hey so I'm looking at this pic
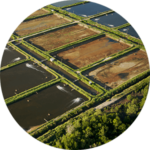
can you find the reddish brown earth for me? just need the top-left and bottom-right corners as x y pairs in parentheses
(29, 24), (96, 51)
(89, 50), (149, 88)
(15, 14), (69, 36)
(57, 36), (129, 68)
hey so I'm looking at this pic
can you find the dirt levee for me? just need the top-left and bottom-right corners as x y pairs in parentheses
(88, 50), (149, 88)
(28, 9), (48, 18)
(57, 36), (129, 68)
(28, 24), (96, 51)
(15, 14), (69, 36)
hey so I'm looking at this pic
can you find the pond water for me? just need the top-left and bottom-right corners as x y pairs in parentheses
(63, 2), (110, 17)
(119, 25), (140, 39)
(17, 43), (98, 95)
(91, 12), (128, 27)
(1, 46), (26, 67)
(0, 60), (55, 99)
(52, 0), (83, 7)
(8, 82), (87, 130)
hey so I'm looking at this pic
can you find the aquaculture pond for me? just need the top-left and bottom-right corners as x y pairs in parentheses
(91, 12), (128, 27)
(17, 43), (98, 95)
(1, 60), (55, 99)
(63, 2), (110, 17)
(8, 82), (87, 131)
(1, 46), (26, 67)
(52, 0), (83, 7)
(119, 25), (140, 39)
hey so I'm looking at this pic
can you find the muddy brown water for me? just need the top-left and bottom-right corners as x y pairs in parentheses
(0, 60), (55, 99)
(8, 82), (87, 131)
(0, 46), (26, 67)
(17, 43), (98, 95)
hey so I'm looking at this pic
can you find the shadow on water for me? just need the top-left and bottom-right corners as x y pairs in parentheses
(7, 82), (87, 130)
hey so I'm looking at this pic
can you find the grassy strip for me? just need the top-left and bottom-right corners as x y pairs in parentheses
(37, 75), (150, 143)
(46, 33), (105, 54)
(52, 59), (105, 95)
(0, 59), (29, 71)
(8, 42), (30, 58)
(88, 10), (114, 19)
(29, 69), (149, 138)
(8, 42), (60, 78)
(82, 19), (143, 45)
(19, 22), (75, 39)
(79, 45), (138, 73)
(17, 40), (99, 98)
(24, 12), (53, 21)
(36, 74), (150, 144)
(21, 40), (49, 59)
(47, 5), (84, 20)
(46, 5), (142, 45)
(61, 1), (89, 9)
(10, 34), (20, 40)
(114, 23), (130, 30)
(5, 78), (60, 105)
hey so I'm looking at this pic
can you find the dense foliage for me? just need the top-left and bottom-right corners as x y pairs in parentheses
(45, 83), (149, 149)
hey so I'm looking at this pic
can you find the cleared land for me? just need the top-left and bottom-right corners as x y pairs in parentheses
(88, 50), (149, 88)
(28, 24), (96, 51)
(57, 36), (129, 68)
(15, 14), (69, 36)
(28, 9), (48, 18)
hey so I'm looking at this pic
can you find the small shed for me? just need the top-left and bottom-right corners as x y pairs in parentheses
(50, 58), (55, 62)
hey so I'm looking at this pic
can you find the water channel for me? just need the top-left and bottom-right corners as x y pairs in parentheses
(17, 43), (98, 95)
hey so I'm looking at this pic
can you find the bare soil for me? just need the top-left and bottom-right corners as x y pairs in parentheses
(57, 36), (129, 68)
(89, 50), (149, 88)
(15, 14), (69, 36)
(29, 24), (96, 51)
(28, 9), (48, 18)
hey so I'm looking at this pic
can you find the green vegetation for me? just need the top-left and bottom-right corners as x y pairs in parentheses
(60, 1), (89, 9)
(24, 12), (53, 21)
(0, 59), (29, 71)
(3, 3), (149, 148)
(5, 78), (60, 105)
(36, 76), (149, 149)
(114, 23), (130, 30)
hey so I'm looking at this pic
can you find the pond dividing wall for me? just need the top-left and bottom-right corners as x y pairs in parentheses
(8, 82), (87, 131)
(91, 12), (128, 27)
(1, 60), (55, 99)
(17, 43), (99, 95)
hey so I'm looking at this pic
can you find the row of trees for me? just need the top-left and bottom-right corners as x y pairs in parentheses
(46, 82), (149, 149)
